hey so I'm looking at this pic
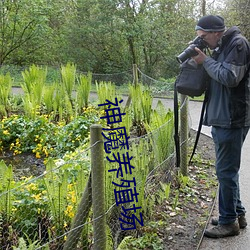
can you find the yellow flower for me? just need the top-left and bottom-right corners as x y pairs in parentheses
(26, 183), (37, 191)
(65, 205), (74, 218)
(71, 195), (76, 204)
(14, 149), (22, 155)
(42, 147), (49, 157)
(36, 152), (41, 159)
(32, 193), (42, 201)
(3, 130), (9, 135)
(12, 207), (17, 212)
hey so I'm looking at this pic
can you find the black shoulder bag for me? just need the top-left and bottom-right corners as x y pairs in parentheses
(175, 58), (208, 97)
(174, 58), (210, 168)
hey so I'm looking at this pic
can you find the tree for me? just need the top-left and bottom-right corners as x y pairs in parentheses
(0, 0), (48, 65)
(220, 0), (250, 39)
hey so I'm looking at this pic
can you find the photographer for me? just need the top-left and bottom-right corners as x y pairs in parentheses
(192, 15), (250, 238)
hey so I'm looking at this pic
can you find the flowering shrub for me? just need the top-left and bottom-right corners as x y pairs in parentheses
(7, 155), (90, 245)
(0, 106), (99, 158)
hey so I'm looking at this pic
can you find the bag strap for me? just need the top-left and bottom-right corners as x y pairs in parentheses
(188, 91), (208, 164)
(174, 81), (208, 167)
(174, 80), (180, 168)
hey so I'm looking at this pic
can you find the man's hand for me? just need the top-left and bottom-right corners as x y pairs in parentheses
(192, 47), (207, 64)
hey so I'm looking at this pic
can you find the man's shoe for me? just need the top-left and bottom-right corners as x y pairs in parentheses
(204, 222), (240, 238)
(238, 215), (248, 228)
(211, 214), (247, 229)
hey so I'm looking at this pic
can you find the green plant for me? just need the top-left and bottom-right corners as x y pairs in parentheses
(178, 173), (191, 189)
(117, 233), (163, 250)
(21, 65), (47, 118)
(42, 157), (90, 229)
(0, 110), (99, 158)
(12, 232), (50, 250)
(105, 138), (151, 212)
(159, 182), (171, 201)
(43, 84), (56, 114)
(42, 159), (69, 247)
(129, 83), (153, 130)
(12, 176), (49, 241)
(0, 73), (12, 117)
(0, 161), (15, 222)
(96, 81), (117, 109)
(76, 72), (92, 111)
(60, 62), (76, 102)
(172, 190), (180, 210)
(13, 237), (39, 250)
(145, 100), (174, 164)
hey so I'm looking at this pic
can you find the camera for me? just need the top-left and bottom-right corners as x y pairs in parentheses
(176, 36), (208, 64)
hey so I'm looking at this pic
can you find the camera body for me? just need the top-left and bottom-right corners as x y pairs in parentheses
(176, 36), (208, 63)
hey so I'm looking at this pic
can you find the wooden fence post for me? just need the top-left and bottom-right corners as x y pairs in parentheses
(91, 124), (106, 250)
(133, 64), (138, 85)
(125, 64), (138, 110)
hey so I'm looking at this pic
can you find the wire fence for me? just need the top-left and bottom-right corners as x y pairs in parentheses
(0, 66), (190, 249)
(0, 64), (175, 97)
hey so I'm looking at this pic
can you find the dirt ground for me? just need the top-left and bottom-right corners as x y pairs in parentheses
(160, 130), (217, 250)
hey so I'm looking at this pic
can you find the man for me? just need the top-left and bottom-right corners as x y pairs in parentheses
(192, 15), (250, 238)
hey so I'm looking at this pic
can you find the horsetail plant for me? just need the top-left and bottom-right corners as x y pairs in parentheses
(0, 73), (12, 117)
(21, 65), (47, 118)
(76, 72), (92, 112)
(145, 100), (174, 164)
(43, 159), (69, 240)
(43, 84), (56, 114)
(0, 161), (14, 223)
(96, 81), (117, 110)
(129, 83), (153, 135)
(60, 63), (76, 103)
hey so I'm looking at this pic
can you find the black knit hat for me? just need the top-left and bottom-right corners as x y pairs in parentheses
(195, 15), (225, 32)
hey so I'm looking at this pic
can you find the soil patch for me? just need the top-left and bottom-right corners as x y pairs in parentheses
(155, 130), (217, 250)
(0, 152), (45, 180)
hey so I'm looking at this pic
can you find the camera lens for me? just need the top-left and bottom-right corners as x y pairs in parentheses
(176, 45), (198, 63)
(176, 37), (208, 63)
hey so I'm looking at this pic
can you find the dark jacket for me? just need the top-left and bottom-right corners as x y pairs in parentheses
(203, 26), (250, 128)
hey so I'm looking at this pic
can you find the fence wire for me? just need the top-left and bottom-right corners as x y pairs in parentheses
(0, 67), (190, 249)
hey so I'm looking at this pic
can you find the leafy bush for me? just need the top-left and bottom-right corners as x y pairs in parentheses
(0, 109), (99, 158)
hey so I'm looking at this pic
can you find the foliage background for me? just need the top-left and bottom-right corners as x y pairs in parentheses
(0, 0), (249, 80)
